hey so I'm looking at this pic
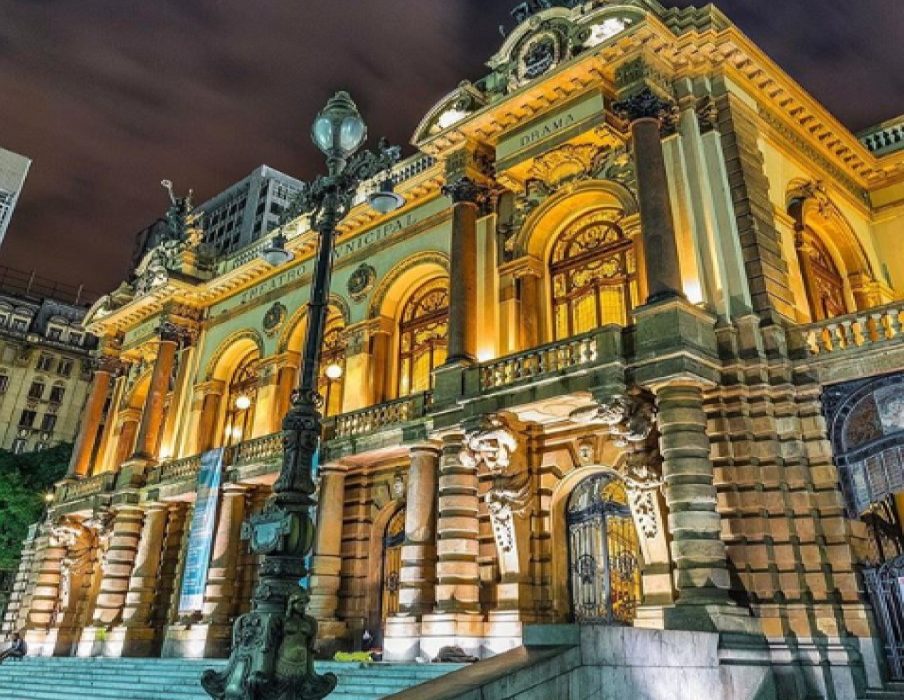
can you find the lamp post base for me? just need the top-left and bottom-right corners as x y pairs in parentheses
(201, 498), (337, 700)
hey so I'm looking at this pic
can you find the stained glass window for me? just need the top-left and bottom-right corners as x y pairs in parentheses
(550, 208), (638, 340)
(799, 232), (847, 321)
(223, 351), (258, 448)
(398, 280), (449, 396)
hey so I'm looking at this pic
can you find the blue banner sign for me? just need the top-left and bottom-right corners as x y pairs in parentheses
(178, 448), (225, 612)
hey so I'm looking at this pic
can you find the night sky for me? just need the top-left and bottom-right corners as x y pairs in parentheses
(0, 0), (901, 297)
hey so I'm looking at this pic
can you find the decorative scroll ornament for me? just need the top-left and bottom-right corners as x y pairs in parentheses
(262, 302), (288, 337)
(460, 416), (532, 578)
(347, 263), (376, 303)
(49, 517), (94, 620)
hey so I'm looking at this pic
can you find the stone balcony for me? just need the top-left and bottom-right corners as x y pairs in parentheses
(795, 300), (904, 384)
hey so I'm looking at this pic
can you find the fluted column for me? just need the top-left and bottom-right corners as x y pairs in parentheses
(67, 360), (116, 477)
(615, 88), (683, 303)
(443, 178), (483, 365)
(131, 324), (183, 463)
(308, 464), (348, 650)
(399, 445), (440, 615)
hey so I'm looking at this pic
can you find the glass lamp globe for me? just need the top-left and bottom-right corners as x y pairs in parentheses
(368, 177), (405, 215)
(235, 394), (252, 410)
(312, 91), (367, 159)
(325, 363), (344, 380)
(261, 231), (294, 267)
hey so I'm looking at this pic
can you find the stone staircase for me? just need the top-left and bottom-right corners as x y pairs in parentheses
(0, 656), (464, 699)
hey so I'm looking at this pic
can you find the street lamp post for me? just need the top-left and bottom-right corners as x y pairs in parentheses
(202, 91), (403, 700)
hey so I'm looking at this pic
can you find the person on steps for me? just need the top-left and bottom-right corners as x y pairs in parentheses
(0, 632), (26, 663)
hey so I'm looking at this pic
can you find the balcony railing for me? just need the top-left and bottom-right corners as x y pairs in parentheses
(55, 472), (114, 502)
(802, 302), (904, 357)
(479, 330), (600, 391)
(330, 392), (432, 440)
(234, 432), (283, 466)
(157, 454), (203, 484)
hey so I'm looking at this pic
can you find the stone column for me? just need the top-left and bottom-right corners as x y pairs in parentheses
(615, 88), (683, 303)
(67, 361), (115, 477)
(252, 357), (283, 437)
(95, 372), (128, 473)
(420, 432), (483, 660)
(130, 324), (182, 463)
(190, 380), (225, 454)
(275, 353), (299, 420)
(114, 503), (170, 656)
(443, 178), (483, 365)
(656, 382), (749, 633)
(159, 344), (195, 460)
(113, 409), (142, 469)
(198, 484), (248, 656)
(79, 506), (144, 656)
(384, 445), (440, 661)
(308, 464), (348, 653)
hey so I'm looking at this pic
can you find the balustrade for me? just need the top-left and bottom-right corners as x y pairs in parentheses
(234, 432), (283, 466)
(56, 472), (114, 503)
(479, 331), (599, 390)
(803, 302), (904, 356)
(331, 392), (432, 439)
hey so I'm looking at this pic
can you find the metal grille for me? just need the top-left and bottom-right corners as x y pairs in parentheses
(381, 508), (406, 625)
(567, 473), (641, 625)
(864, 555), (904, 679)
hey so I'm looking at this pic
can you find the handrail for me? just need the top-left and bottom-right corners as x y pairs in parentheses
(479, 330), (600, 390)
(331, 392), (432, 439)
(800, 302), (904, 357)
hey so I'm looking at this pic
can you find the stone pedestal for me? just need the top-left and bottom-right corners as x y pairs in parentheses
(384, 444), (440, 661)
(418, 611), (486, 661)
(656, 383), (757, 634)
(113, 502), (170, 656)
(78, 506), (144, 656)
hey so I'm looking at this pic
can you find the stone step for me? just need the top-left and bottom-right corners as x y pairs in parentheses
(0, 657), (462, 700)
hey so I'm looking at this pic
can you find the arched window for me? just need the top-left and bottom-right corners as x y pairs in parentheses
(318, 320), (346, 418)
(398, 280), (449, 396)
(550, 209), (638, 340)
(567, 472), (641, 625)
(797, 231), (847, 321)
(223, 351), (258, 448)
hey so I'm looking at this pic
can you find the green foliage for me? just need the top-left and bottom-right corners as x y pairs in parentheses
(0, 443), (71, 571)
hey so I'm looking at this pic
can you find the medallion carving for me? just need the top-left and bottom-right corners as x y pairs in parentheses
(262, 302), (288, 337)
(347, 264), (377, 303)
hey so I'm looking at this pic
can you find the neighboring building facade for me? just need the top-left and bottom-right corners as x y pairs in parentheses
(0, 271), (96, 453)
(4, 2), (904, 697)
(0, 147), (31, 249)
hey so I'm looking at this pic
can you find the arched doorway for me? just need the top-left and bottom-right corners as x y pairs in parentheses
(380, 506), (406, 639)
(566, 472), (641, 624)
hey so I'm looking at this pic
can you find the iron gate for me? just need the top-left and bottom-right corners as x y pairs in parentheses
(567, 472), (641, 624)
(864, 554), (904, 679)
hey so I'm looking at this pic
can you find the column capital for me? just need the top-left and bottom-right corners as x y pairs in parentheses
(499, 255), (543, 280)
(613, 87), (678, 127)
(92, 355), (129, 377)
(193, 379), (226, 398)
(158, 320), (197, 346)
(442, 176), (493, 205)
(409, 443), (442, 459)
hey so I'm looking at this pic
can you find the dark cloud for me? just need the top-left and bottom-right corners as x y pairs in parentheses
(0, 0), (901, 295)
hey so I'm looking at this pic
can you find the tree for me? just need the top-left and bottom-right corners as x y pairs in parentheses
(0, 443), (71, 570)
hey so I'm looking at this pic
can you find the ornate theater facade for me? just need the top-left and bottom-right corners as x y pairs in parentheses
(4, 1), (904, 696)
